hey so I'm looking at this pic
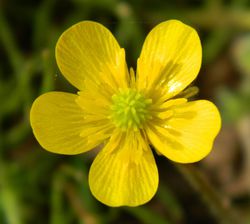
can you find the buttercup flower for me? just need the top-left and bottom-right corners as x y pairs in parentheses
(30, 20), (221, 207)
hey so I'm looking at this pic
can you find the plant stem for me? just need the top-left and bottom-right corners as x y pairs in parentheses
(175, 163), (240, 224)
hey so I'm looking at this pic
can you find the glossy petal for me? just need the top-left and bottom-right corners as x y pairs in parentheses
(137, 20), (202, 101)
(30, 92), (113, 155)
(56, 21), (129, 91)
(89, 130), (158, 206)
(146, 100), (221, 163)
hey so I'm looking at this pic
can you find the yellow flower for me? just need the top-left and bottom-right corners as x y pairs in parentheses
(30, 20), (221, 207)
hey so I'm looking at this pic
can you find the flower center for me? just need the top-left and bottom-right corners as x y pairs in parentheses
(110, 88), (152, 131)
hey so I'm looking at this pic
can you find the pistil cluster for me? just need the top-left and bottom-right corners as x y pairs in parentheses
(110, 88), (152, 130)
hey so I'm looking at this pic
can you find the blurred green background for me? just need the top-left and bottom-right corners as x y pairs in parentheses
(1, 0), (250, 223)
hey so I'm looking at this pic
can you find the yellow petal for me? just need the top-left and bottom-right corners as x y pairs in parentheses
(30, 92), (113, 155)
(137, 20), (202, 101)
(89, 130), (158, 207)
(56, 21), (129, 91)
(146, 100), (221, 163)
